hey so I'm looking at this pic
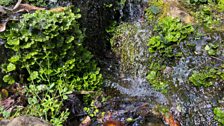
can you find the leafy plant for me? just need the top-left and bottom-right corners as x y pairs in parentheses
(194, 6), (219, 29)
(0, 7), (102, 125)
(217, 0), (224, 12)
(146, 60), (171, 93)
(0, 106), (10, 119)
(148, 17), (194, 56)
(204, 43), (219, 56)
(189, 68), (222, 87)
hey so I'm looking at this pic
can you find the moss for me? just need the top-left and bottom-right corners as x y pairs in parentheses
(214, 107), (224, 125)
(189, 67), (223, 87)
(179, 0), (224, 31)
(145, 0), (168, 23)
(110, 23), (139, 75)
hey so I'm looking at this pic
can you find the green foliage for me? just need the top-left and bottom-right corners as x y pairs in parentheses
(0, 0), (14, 6)
(0, 106), (10, 119)
(194, 6), (219, 29)
(147, 16), (194, 93)
(217, 0), (224, 12)
(189, 71), (215, 87)
(1, 7), (102, 125)
(204, 43), (219, 56)
(189, 68), (222, 87)
(146, 62), (168, 93)
(214, 107), (224, 125)
(190, 0), (208, 4)
(148, 17), (194, 56)
(145, 0), (165, 22)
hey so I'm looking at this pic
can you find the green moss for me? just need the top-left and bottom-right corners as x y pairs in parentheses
(189, 68), (223, 87)
(110, 23), (139, 75)
(0, 7), (102, 125)
(214, 107), (224, 125)
(145, 0), (165, 23)
(146, 70), (168, 93)
(181, 0), (224, 31)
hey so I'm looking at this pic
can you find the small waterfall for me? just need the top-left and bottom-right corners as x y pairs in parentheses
(104, 0), (224, 125)
(104, 0), (168, 105)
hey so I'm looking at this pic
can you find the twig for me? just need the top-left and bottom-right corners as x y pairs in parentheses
(13, 0), (22, 10)
(210, 56), (224, 62)
(73, 91), (95, 94)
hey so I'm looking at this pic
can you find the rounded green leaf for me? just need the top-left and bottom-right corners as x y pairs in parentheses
(9, 55), (20, 63)
(3, 75), (15, 84)
(7, 39), (20, 46)
(7, 63), (16, 72)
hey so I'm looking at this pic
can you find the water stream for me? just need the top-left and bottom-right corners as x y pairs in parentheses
(102, 0), (224, 125)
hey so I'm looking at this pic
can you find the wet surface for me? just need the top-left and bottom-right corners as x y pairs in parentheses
(102, 1), (224, 125)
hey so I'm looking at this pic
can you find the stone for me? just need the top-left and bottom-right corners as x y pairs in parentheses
(164, 0), (194, 24)
(0, 116), (51, 126)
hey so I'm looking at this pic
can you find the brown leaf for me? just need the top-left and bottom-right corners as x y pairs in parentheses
(103, 120), (124, 126)
(1, 89), (9, 99)
(79, 116), (91, 126)
(163, 113), (180, 126)
(14, 4), (45, 13)
(49, 7), (66, 12)
(0, 21), (7, 32)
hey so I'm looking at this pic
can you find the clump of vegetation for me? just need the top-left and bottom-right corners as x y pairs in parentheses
(216, 0), (224, 12)
(145, 0), (165, 22)
(189, 68), (223, 87)
(194, 6), (219, 30)
(214, 107), (224, 125)
(146, 62), (168, 93)
(0, 0), (14, 6)
(189, 0), (208, 4)
(146, 13), (194, 92)
(148, 17), (194, 57)
(0, 7), (102, 125)
(189, 69), (216, 87)
(180, 0), (224, 31)
(204, 43), (219, 56)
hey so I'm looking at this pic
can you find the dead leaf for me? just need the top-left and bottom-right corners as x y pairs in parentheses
(14, 4), (45, 13)
(1, 89), (9, 99)
(163, 113), (180, 126)
(49, 7), (66, 12)
(0, 21), (7, 32)
(79, 116), (91, 126)
(103, 120), (124, 126)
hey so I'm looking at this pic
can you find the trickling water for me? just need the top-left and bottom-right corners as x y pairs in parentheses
(102, 0), (224, 125)
(101, 1), (168, 124)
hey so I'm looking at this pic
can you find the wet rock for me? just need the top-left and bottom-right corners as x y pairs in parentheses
(0, 116), (51, 126)
(164, 0), (194, 24)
